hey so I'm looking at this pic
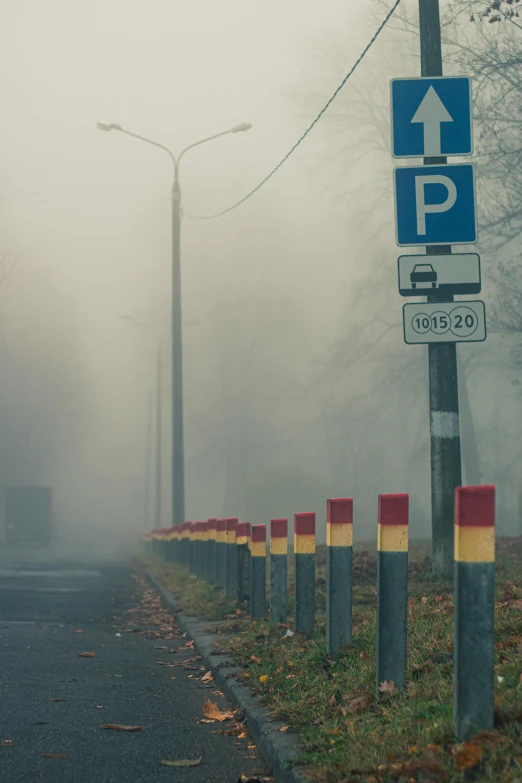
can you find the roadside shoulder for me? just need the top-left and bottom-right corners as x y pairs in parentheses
(145, 570), (314, 783)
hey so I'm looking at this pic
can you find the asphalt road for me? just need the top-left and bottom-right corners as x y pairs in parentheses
(0, 542), (268, 782)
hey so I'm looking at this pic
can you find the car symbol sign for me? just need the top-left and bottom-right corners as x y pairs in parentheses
(397, 254), (481, 297)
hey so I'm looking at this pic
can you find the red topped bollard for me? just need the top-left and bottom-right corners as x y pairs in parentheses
(454, 485), (495, 740)
(376, 494), (408, 697)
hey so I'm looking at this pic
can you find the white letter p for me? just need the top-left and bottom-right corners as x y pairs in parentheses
(415, 175), (457, 235)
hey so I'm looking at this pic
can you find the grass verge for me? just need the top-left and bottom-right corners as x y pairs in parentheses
(140, 538), (522, 782)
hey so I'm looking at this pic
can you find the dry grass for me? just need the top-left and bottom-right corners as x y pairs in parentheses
(141, 538), (522, 782)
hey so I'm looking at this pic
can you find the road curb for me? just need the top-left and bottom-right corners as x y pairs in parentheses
(145, 570), (313, 783)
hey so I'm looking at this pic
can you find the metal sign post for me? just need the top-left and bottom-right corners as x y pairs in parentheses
(389, 0), (487, 574)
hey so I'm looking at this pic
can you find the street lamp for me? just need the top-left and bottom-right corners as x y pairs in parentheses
(100, 121), (252, 526)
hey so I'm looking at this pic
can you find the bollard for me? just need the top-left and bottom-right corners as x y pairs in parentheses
(225, 518), (239, 600)
(179, 524), (186, 564)
(215, 519), (227, 588)
(166, 525), (176, 562)
(163, 528), (170, 560)
(326, 498), (353, 656)
(270, 518), (288, 624)
(200, 521), (208, 581)
(169, 525), (175, 563)
(160, 528), (169, 560)
(250, 525), (267, 620)
(294, 513), (316, 637)
(181, 522), (190, 568)
(188, 522), (196, 574)
(207, 518), (217, 583)
(245, 523), (252, 608)
(454, 485), (495, 740)
(199, 521), (208, 579)
(376, 493), (408, 697)
(237, 522), (251, 606)
(193, 522), (202, 577)
(176, 524), (183, 564)
(172, 525), (180, 563)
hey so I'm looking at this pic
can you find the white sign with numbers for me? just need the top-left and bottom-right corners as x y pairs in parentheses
(403, 300), (486, 344)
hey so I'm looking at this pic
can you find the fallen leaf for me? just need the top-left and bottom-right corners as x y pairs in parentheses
(412, 659), (434, 677)
(359, 651), (370, 661)
(198, 719), (215, 724)
(455, 742), (483, 771)
(403, 748), (441, 774)
(74, 629), (84, 634)
(279, 726), (289, 732)
(329, 694), (336, 705)
(201, 671), (214, 683)
(235, 609), (242, 615)
(203, 700), (234, 722)
(378, 680), (396, 694)
(346, 695), (374, 714)
(250, 655), (262, 664)
(102, 724), (142, 732)
(39, 753), (68, 759)
(421, 596), (428, 604)
(238, 732), (246, 739)
(50, 699), (64, 703)
(0, 742), (14, 748)
(160, 757), (202, 767)
(78, 652), (96, 658)
(259, 675), (268, 683)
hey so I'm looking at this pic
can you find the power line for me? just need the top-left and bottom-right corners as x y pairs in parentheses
(185, 0), (402, 221)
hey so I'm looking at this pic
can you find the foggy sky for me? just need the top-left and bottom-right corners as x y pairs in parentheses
(0, 0), (518, 543)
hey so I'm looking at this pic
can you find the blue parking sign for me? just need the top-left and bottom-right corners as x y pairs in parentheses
(394, 164), (477, 247)
(391, 77), (472, 158)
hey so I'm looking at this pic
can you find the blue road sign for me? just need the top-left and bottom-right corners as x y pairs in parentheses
(394, 163), (477, 247)
(391, 77), (472, 158)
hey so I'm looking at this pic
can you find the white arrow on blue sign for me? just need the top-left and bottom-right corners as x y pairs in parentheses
(391, 77), (472, 158)
(394, 163), (477, 247)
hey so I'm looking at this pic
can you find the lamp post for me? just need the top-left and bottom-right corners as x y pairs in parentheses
(100, 121), (252, 525)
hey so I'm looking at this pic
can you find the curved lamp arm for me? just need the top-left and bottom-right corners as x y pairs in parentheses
(177, 123), (252, 170)
(97, 121), (252, 195)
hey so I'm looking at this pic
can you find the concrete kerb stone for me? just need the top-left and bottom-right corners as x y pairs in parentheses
(145, 570), (311, 783)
